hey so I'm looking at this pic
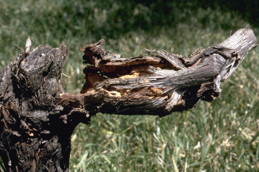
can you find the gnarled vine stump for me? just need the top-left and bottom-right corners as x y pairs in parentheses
(0, 28), (257, 171)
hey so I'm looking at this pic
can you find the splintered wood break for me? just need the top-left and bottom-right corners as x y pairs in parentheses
(149, 87), (163, 96)
(0, 28), (256, 171)
(119, 72), (140, 79)
(80, 29), (257, 115)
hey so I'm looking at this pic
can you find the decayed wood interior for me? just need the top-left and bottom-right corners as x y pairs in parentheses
(0, 28), (256, 171)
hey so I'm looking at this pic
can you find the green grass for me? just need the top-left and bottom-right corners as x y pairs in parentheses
(0, 0), (258, 171)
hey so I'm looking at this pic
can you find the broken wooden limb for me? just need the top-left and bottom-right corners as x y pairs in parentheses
(0, 28), (257, 171)
(71, 28), (257, 116)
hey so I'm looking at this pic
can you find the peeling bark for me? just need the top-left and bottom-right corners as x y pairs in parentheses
(0, 28), (257, 171)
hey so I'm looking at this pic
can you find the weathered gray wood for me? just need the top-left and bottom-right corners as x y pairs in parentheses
(76, 28), (257, 116)
(0, 28), (257, 171)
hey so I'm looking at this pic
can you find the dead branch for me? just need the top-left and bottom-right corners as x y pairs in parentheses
(0, 28), (257, 171)
(60, 28), (257, 117)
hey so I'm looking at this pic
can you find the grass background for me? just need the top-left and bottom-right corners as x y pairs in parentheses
(0, 0), (258, 171)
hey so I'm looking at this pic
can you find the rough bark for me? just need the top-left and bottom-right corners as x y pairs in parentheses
(0, 28), (257, 171)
